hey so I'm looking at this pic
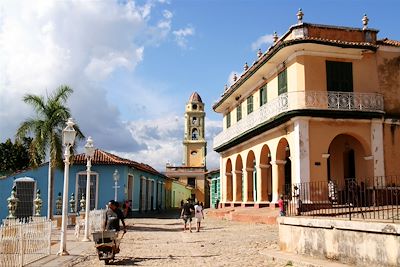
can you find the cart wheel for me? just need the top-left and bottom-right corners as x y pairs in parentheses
(104, 259), (110, 265)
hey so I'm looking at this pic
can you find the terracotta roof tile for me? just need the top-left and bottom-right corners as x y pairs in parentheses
(73, 149), (165, 177)
(377, 38), (400, 47)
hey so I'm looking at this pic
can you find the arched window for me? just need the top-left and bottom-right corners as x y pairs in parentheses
(192, 128), (199, 140)
(14, 177), (36, 218)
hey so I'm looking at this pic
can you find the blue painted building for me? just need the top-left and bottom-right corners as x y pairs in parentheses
(0, 149), (167, 220)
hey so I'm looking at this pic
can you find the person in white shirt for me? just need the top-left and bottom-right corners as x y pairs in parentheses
(194, 201), (204, 232)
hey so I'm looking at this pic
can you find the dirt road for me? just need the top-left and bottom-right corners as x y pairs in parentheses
(74, 214), (287, 267)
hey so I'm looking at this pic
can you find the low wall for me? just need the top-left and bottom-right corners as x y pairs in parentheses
(278, 217), (400, 266)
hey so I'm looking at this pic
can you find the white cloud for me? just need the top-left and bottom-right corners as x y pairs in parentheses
(0, 0), (220, 173)
(163, 9), (173, 20)
(0, 0), (169, 148)
(251, 34), (274, 51)
(113, 116), (222, 171)
(173, 25), (195, 48)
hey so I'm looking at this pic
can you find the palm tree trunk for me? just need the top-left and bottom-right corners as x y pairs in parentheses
(47, 160), (54, 219)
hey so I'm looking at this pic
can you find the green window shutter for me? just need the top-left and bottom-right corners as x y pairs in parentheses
(236, 104), (242, 122)
(247, 95), (253, 114)
(260, 84), (267, 106)
(226, 112), (231, 128)
(326, 61), (353, 92)
(278, 69), (287, 95)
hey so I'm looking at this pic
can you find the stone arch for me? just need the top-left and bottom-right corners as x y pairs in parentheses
(234, 155), (243, 202)
(246, 150), (256, 202)
(328, 133), (372, 185)
(260, 145), (273, 202)
(276, 138), (291, 196)
(225, 158), (233, 202)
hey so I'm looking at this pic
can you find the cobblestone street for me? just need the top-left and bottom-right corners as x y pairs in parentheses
(74, 214), (285, 267)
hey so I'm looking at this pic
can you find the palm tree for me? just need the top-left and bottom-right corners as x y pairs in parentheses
(16, 85), (84, 219)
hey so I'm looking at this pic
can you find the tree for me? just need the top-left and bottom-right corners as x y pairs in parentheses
(0, 137), (37, 176)
(15, 85), (84, 219)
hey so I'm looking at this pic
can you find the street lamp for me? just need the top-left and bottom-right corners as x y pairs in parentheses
(82, 136), (95, 242)
(113, 169), (120, 201)
(57, 118), (76, 256)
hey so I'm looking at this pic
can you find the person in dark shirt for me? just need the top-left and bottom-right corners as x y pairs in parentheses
(104, 200), (126, 233)
(180, 198), (194, 232)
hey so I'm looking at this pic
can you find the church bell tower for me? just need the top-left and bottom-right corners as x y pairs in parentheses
(183, 92), (207, 167)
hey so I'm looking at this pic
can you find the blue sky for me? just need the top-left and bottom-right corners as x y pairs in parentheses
(1, 0), (399, 171)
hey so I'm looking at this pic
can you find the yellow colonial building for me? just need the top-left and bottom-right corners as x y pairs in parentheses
(213, 12), (400, 208)
(166, 92), (209, 206)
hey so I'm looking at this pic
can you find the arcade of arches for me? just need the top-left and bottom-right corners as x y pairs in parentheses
(219, 118), (386, 207)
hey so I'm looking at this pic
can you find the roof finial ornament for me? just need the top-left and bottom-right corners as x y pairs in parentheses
(273, 31), (278, 43)
(297, 8), (304, 24)
(362, 14), (369, 30)
(224, 84), (228, 91)
(257, 48), (262, 58)
(233, 73), (237, 82)
(243, 62), (249, 71)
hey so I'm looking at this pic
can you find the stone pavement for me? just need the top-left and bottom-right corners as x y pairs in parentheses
(25, 210), (353, 267)
(25, 227), (94, 267)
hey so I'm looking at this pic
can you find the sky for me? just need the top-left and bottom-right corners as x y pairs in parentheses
(1, 0), (399, 171)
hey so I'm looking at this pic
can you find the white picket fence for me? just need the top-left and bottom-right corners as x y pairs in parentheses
(0, 217), (52, 267)
(75, 209), (106, 240)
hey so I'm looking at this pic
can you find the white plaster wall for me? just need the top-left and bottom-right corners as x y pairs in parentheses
(278, 217), (400, 266)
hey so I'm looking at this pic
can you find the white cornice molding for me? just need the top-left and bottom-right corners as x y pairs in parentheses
(287, 50), (363, 63)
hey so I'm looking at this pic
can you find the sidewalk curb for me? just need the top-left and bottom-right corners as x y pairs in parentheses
(260, 250), (353, 267)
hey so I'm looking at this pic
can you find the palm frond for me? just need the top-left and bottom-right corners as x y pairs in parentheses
(23, 94), (46, 116)
(51, 85), (73, 104)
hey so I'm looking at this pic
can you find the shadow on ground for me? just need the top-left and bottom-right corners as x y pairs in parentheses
(127, 225), (181, 232)
(110, 254), (221, 265)
(129, 208), (182, 219)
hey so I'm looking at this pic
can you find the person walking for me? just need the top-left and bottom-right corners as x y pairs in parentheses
(180, 198), (194, 232)
(194, 201), (204, 232)
(104, 200), (127, 233)
(278, 195), (285, 216)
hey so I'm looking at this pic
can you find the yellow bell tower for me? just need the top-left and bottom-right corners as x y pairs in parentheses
(183, 92), (207, 167)
(165, 92), (208, 207)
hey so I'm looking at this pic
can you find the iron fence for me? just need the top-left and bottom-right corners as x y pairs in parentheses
(283, 176), (400, 222)
(0, 217), (52, 267)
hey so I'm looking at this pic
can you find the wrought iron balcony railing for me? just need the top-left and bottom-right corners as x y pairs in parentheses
(213, 91), (384, 149)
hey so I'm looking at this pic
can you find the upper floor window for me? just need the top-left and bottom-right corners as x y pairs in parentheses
(260, 84), (267, 106)
(247, 95), (253, 114)
(226, 112), (231, 128)
(278, 69), (287, 95)
(236, 103), (242, 122)
(188, 177), (196, 187)
(326, 61), (353, 92)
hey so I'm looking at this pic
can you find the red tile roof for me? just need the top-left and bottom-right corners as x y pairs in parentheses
(73, 149), (165, 177)
(377, 38), (400, 47)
